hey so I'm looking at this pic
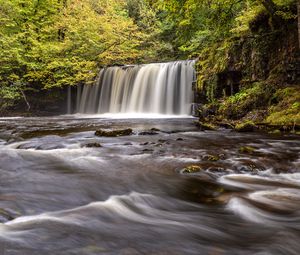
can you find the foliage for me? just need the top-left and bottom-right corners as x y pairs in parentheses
(267, 87), (300, 125)
(0, 0), (155, 106)
(218, 82), (275, 119)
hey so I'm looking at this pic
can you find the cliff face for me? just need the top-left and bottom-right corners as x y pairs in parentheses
(0, 88), (68, 117)
(197, 17), (300, 126)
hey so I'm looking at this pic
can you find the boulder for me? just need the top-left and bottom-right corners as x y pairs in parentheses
(95, 128), (133, 137)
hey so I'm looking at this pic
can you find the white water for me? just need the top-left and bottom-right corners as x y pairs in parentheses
(71, 61), (195, 115)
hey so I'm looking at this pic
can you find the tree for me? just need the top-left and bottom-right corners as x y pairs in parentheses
(0, 0), (150, 110)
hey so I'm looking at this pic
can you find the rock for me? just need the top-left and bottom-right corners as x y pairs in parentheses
(269, 129), (281, 134)
(140, 142), (149, 145)
(176, 138), (184, 141)
(238, 164), (261, 173)
(123, 142), (133, 146)
(217, 122), (235, 129)
(196, 121), (217, 131)
(182, 165), (202, 173)
(95, 128), (133, 137)
(84, 142), (102, 148)
(239, 146), (256, 154)
(158, 139), (170, 144)
(235, 121), (257, 132)
(138, 131), (159, 135)
(202, 154), (220, 161)
(142, 148), (154, 153)
(0, 208), (18, 223)
(150, 128), (160, 132)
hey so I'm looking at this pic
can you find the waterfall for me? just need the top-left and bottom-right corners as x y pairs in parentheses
(73, 60), (195, 115)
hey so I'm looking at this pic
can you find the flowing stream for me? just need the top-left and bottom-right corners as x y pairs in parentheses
(0, 116), (299, 255)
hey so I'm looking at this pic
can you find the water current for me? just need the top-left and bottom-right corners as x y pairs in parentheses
(0, 116), (299, 254)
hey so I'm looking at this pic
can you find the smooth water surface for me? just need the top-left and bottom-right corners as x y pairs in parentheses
(0, 116), (299, 255)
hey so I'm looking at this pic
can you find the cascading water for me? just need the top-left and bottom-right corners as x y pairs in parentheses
(71, 60), (195, 115)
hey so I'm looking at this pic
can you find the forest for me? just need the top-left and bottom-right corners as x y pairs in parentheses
(0, 0), (299, 126)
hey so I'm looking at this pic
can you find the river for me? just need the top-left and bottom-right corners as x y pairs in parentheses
(0, 116), (299, 255)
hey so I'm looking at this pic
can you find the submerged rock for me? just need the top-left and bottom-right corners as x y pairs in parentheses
(142, 148), (154, 153)
(239, 146), (256, 154)
(0, 208), (18, 223)
(138, 131), (159, 136)
(95, 128), (133, 137)
(84, 142), (102, 148)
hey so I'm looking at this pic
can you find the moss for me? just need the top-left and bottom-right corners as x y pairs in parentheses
(218, 82), (274, 119)
(268, 129), (281, 134)
(182, 165), (202, 173)
(239, 146), (256, 154)
(266, 87), (300, 125)
(197, 121), (217, 131)
(235, 121), (257, 132)
(202, 154), (220, 161)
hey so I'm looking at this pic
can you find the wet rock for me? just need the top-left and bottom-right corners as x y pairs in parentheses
(176, 138), (184, 141)
(138, 131), (159, 136)
(196, 121), (217, 131)
(140, 142), (149, 145)
(237, 160), (266, 173)
(150, 128), (160, 132)
(157, 139), (170, 144)
(179, 177), (236, 205)
(0, 208), (18, 223)
(206, 167), (227, 173)
(95, 128), (133, 137)
(123, 142), (133, 146)
(182, 165), (202, 173)
(235, 121), (257, 132)
(202, 154), (220, 161)
(142, 149), (154, 153)
(84, 142), (102, 148)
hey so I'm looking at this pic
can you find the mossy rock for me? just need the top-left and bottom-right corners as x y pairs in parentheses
(182, 165), (202, 173)
(95, 128), (133, 137)
(239, 146), (256, 154)
(235, 121), (257, 132)
(202, 154), (220, 161)
(268, 129), (281, 135)
(196, 121), (217, 131)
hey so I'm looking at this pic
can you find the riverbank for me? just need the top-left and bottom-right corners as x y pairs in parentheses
(194, 15), (299, 133)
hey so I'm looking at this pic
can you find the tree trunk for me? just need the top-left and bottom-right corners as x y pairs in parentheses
(259, 0), (277, 16)
(21, 90), (31, 111)
(298, 0), (300, 49)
